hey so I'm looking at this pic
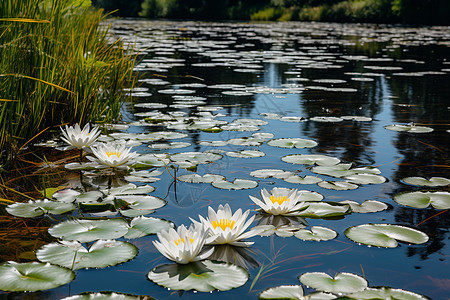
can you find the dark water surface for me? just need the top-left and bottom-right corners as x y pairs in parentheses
(1, 20), (449, 299)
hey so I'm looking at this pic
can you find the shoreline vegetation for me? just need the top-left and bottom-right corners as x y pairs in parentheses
(94, 0), (450, 25)
(0, 0), (136, 166)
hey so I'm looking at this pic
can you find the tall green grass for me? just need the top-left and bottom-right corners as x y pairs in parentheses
(0, 0), (136, 164)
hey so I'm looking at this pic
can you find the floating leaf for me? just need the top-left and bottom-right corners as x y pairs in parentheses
(312, 164), (380, 178)
(282, 154), (340, 166)
(147, 260), (248, 292)
(212, 178), (258, 190)
(0, 261), (74, 291)
(48, 219), (129, 242)
(345, 224), (429, 248)
(309, 116), (343, 122)
(393, 191), (450, 209)
(259, 285), (304, 299)
(250, 169), (294, 179)
(226, 150), (265, 158)
(6, 199), (76, 218)
(384, 124), (433, 133)
(36, 240), (138, 270)
(170, 151), (223, 164)
(347, 286), (428, 300)
(298, 272), (367, 294)
(297, 202), (350, 218)
(339, 200), (388, 213)
(124, 216), (174, 239)
(177, 173), (226, 183)
(401, 176), (450, 187)
(317, 181), (359, 190)
(267, 138), (317, 149)
(344, 174), (386, 184)
(294, 226), (337, 241)
(341, 116), (372, 121)
(61, 292), (146, 300)
(283, 175), (323, 184)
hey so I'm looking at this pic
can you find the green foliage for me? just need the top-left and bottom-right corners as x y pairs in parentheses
(0, 0), (136, 164)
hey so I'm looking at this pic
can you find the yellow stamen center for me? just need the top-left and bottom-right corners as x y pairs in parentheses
(211, 219), (235, 231)
(270, 196), (289, 205)
(174, 238), (194, 246)
(106, 151), (121, 158)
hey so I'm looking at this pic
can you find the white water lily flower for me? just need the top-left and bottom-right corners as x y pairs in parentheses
(191, 203), (260, 247)
(88, 142), (139, 169)
(60, 123), (101, 150)
(249, 187), (308, 216)
(153, 223), (214, 264)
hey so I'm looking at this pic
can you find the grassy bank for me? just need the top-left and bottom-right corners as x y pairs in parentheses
(0, 0), (136, 166)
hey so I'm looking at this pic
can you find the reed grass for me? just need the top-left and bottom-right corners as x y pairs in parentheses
(0, 0), (136, 165)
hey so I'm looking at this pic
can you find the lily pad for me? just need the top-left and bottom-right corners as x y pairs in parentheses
(344, 174), (386, 184)
(282, 154), (340, 166)
(147, 260), (248, 292)
(62, 292), (147, 300)
(401, 176), (450, 187)
(345, 224), (429, 248)
(259, 285), (304, 299)
(177, 173), (226, 183)
(312, 164), (380, 178)
(6, 199), (76, 218)
(225, 150), (265, 158)
(347, 286), (428, 300)
(170, 152), (223, 165)
(384, 124), (433, 133)
(317, 181), (359, 190)
(294, 226), (337, 241)
(124, 216), (174, 239)
(0, 261), (74, 291)
(212, 178), (258, 190)
(283, 175), (323, 184)
(267, 138), (318, 149)
(250, 169), (295, 179)
(393, 191), (450, 209)
(48, 218), (129, 243)
(36, 240), (138, 270)
(339, 200), (388, 213)
(298, 272), (367, 294)
(297, 202), (350, 218)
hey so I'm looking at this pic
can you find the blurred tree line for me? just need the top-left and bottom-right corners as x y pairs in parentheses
(93, 0), (450, 25)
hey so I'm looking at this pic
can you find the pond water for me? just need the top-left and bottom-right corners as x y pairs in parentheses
(1, 20), (449, 299)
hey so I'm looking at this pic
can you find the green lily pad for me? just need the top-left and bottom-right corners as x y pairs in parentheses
(134, 154), (167, 167)
(0, 261), (74, 291)
(345, 224), (429, 248)
(298, 272), (367, 294)
(393, 191), (450, 209)
(267, 138), (318, 149)
(61, 292), (149, 300)
(36, 239), (138, 270)
(297, 202), (350, 218)
(384, 124), (433, 133)
(170, 151), (223, 164)
(250, 169), (294, 179)
(6, 199), (76, 218)
(177, 173), (226, 183)
(283, 175), (323, 185)
(124, 216), (174, 239)
(102, 183), (157, 199)
(294, 226), (337, 241)
(225, 150), (265, 158)
(282, 154), (340, 166)
(147, 260), (248, 292)
(401, 176), (450, 187)
(317, 181), (359, 190)
(259, 285), (335, 300)
(339, 200), (388, 213)
(48, 218), (129, 242)
(312, 164), (381, 178)
(259, 285), (304, 299)
(347, 286), (428, 300)
(344, 174), (386, 185)
(212, 178), (258, 190)
(297, 190), (324, 202)
(112, 195), (167, 211)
